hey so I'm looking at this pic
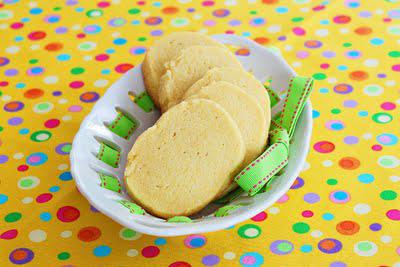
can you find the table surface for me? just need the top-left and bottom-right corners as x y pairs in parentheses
(0, 0), (399, 266)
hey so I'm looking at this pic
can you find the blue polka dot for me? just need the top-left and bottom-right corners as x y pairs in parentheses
(15, 36), (24, 41)
(57, 54), (71, 61)
(276, 6), (289, 13)
(101, 69), (111, 75)
(133, 48), (146, 54)
(242, 32), (251, 37)
(358, 173), (374, 184)
(320, 19), (330, 25)
(75, 7), (85, 12)
(338, 65), (348, 71)
(106, 48), (115, 54)
(93, 245), (112, 257)
(347, 50), (360, 57)
(312, 110), (320, 119)
(331, 123), (344, 130)
(19, 128), (29, 135)
(358, 110), (368, 117)
(40, 212), (52, 222)
(334, 191), (348, 200)
(369, 38), (384, 46)
(190, 238), (205, 248)
(49, 186), (60, 192)
(48, 16), (60, 23)
(152, 1), (162, 7)
(30, 8), (43, 15)
(226, 225), (235, 229)
(155, 238), (166, 245)
(300, 244), (312, 253)
(0, 194), (8, 204)
(16, 83), (25, 89)
(31, 67), (43, 74)
(131, 20), (140, 25)
(21, 17), (30, 22)
(59, 172), (72, 181)
(322, 213), (334, 221)
(113, 38), (127, 45)
(348, 2), (360, 8)
(319, 88), (329, 93)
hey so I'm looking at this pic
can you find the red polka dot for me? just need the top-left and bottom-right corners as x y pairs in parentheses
(251, 211), (267, 222)
(169, 262), (192, 267)
(57, 206), (80, 222)
(262, 0), (279, 4)
(0, 81), (9, 87)
(302, 210), (314, 218)
(115, 63), (134, 73)
(28, 31), (46, 40)
(45, 42), (63, 52)
(333, 15), (351, 24)
(313, 5), (325, 11)
(162, 6), (179, 14)
(78, 226), (101, 242)
(24, 88), (44, 99)
(36, 193), (53, 203)
(339, 157), (360, 170)
(44, 119), (60, 128)
(11, 22), (24, 29)
(69, 81), (84, 89)
(95, 54), (109, 61)
(17, 165), (28, 172)
(336, 220), (360, 235)
(0, 229), (18, 240)
(355, 26), (372, 35)
(141, 246), (160, 258)
(313, 141), (335, 153)
(371, 144), (382, 151)
(349, 70), (368, 81)
(76, 33), (86, 39)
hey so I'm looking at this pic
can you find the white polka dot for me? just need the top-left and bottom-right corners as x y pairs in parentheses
(141, 11), (150, 18)
(6, 46), (20, 54)
(340, 28), (350, 34)
(284, 45), (293, 51)
(363, 59), (379, 67)
(224, 0), (237, 6)
(354, 241), (378, 256)
(362, 133), (373, 140)
(300, 7), (310, 12)
(327, 77), (337, 84)
(248, 0), (257, 3)
(268, 207), (280, 214)
(111, 0), (120, 4)
(71, 24), (81, 30)
(94, 79), (109, 88)
(322, 160), (333, 167)
(0, 23), (8, 29)
(378, 155), (399, 168)
(36, 133), (49, 141)
(193, 14), (202, 20)
(390, 175), (400, 182)
(224, 252), (236, 260)
(311, 230), (323, 238)
(111, 32), (120, 38)
(62, 115), (72, 121)
(43, 76), (59, 84)
(394, 263), (400, 267)
(28, 2), (37, 7)
(244, 228), (259, 238)
(380, 235), (392, 243)
(22, 197), (33, 204)
(292, 61), (302, 68)
(60, 231), (72, 238)
(315, 29), (329, 37)
(30, 44), (40, 50)
(58, 164), (69, 171)
(396, 98), (400, 105)
(178, 0), (192, 3)
(385, 80), (396, 87)
(353, 203), (371, 215)
(29, 229), (47, 242)
(375, 9), (384, 15)
(199, 28), (208, 34)
(13, 153), (24, 159)
(302, 161), (310, 171)
(83, 55), (92, 61)
(1, 95), (11, 101)
(58, 98), (68, 104)
(127, 249), (138, 257)
(0, 10), (14, 20)
(267, 25), (281, 33)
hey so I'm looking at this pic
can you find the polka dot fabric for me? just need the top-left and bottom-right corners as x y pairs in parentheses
(0, 0), (398, 266)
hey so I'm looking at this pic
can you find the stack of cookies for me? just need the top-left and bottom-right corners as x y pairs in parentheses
(124, 32), (271, 219)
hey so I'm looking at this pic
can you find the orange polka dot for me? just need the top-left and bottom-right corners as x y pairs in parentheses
(336, 220), (360, 235)
(262, 0), (279, 4)
(339, 157), (360, 170)
(45, 42), (63, 51)
(236, 48), (250, 56)
(254, 37), (270, 45)
(349, 70), (368, 81)
(24, 88), (44, 99)
(319, 239), (336, 250)
(354, 26), (372, 35)
(13, 250), (28, 260)
(162, 6), (179, 15)
(78, 226), (101, 242)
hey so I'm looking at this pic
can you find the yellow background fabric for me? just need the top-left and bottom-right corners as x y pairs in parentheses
(0, 0), (399, 266)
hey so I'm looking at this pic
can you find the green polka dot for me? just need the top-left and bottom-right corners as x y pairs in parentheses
(327, 178), (338, 185)
(61, 144), (72, 153)
(331, 108), (341, 114)
(343, 42), (352, 47)
(388, 51), (400, 58)
(5, 212), (22, 222)
(121, 228), (136, 238)
(372, 112), (393, 124)
(29, 59), (38, 64)
(57, 252), (70, 260)
(237, 224), (262, 239)
(312, 73), (327, 80)
(137, 37), (147, 42)
(380, 190), (397, 200)
(86, 9), (103, 18)
(277, 242), (293, 252)
(388, 25), (400, 35)
(71, 67), (85, 75)
(30, 130), (52, 142)
(358, 242), (372, 251)
(53, 6), (62, 11)
(20, 179), (33, 187)
(249, 10), (257, 15)
(292, 222), (310, 234)
(0, 126), (3, 132)
(291, 17), (304, 22)
(128, 8), (141, 14)
(37, 103), (50, 111)
(0, 91), (2, 96)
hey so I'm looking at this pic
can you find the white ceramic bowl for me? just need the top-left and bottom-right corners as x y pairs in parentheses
(70, 34), (312, 236)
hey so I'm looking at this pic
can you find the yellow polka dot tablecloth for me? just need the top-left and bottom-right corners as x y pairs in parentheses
(0, 0), (399, 266)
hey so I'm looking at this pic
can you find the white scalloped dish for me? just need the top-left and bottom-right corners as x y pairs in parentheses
(70, 34), (312, 236)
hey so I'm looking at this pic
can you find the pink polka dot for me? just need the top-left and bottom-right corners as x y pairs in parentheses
(320, 63), (330, 69)
(36, 193), (53, 203)
(95, 54), (109, 61)
(11, 22), (24, 29)
(44, 119), (60, 128)
(68, 105), (82, 112)
(380, 102), (396, 110)
(277, 194), (289, 203)
(396, 246), (400, 256)
(0, 229), (18, 240)
(69, 81), (84, 89)
(30, 156), (41, 163)
(296, 50), (309, 59)
(386, 209), (400, 221)
(293, 27), (306, 36)
(392, 64), (400, 72)
(202, 1), (215, 6)
(371, 144), (382, 151)
(141, 246), (160, 258)
(302, 210), (314, 218)
(241, 255), (256, 264)
(251, 211), (267, 222)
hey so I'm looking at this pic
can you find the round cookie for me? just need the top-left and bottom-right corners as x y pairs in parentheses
(186, 81), (268, 165)
(184, 67), (271, 118)
(142, 32), (224, 108)
(159, 45), (243, 112)
(124, 99), (245, 219)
